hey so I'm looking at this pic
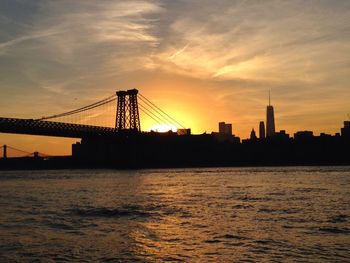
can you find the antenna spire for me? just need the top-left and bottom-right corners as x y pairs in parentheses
(269, 90), (271, 106)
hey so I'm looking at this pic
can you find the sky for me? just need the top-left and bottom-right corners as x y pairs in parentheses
(0, 0), (350, 155)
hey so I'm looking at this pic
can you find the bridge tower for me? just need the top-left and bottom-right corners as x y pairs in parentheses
(116, 90), (127, 130)
(115, 89), (141, 132)
(3, 144), (7, 159)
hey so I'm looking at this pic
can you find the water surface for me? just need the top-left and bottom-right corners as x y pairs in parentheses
(0, 167), (349, 262)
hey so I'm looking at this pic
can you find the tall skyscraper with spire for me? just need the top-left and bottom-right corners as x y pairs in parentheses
(266, 91), (275, 137)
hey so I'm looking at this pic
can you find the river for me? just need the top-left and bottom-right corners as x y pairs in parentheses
(0, 167), (349, 262)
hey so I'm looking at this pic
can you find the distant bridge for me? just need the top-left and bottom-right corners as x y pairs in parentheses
(0, 144), (50, 159)
(0, 89), (185, 139)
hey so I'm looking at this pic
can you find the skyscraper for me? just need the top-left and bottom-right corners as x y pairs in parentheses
(259, 121), (265, 139)
(266, 91), (275, 137)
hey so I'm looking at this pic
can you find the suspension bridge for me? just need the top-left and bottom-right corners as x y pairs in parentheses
(0, 89), (187, 139)
(0, 144), (51, 159)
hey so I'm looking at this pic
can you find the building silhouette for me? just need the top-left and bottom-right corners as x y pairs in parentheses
(214, 122), (240, 143)
(341, 121), (350, 137)
(274, 130), (290, 141)
(266, 91), (275, 137)
(219, 122), (232, 135)
(177, 128), (191, 135)
(259, 121), (265, 139)
(294, 131), (313, 140)
(250, 128), (257, 140)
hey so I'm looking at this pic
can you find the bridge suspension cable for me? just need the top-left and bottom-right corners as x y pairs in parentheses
(37, 94), (116, 121)
(139, 93), (186, 129)
(5, 145), (32, 155)
(138, 102), (167, 127)
(139, 99), (175, 128)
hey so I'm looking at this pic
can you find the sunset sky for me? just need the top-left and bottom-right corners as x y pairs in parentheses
(0, 0), (350, 155)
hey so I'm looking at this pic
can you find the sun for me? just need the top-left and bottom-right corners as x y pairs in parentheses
(148, 124), (177, 133)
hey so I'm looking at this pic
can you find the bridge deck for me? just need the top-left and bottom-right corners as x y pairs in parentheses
(0, 117), (117, 138)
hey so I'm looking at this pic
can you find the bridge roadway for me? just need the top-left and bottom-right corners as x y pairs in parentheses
(0, 117), (117, 138)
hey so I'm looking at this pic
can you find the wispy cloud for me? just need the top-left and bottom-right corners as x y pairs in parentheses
(168, 43), (189, 60)
(155, 0), (350, 84)
(0, 26), (62, 51)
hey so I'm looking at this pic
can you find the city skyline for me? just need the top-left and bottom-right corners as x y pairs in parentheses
(1, 89), (348, 158)
(1, 0), (350, 154)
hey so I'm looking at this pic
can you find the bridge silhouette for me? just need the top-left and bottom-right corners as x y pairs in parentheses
(0, 89), (185, 139)
(0, 144), (51, 159)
